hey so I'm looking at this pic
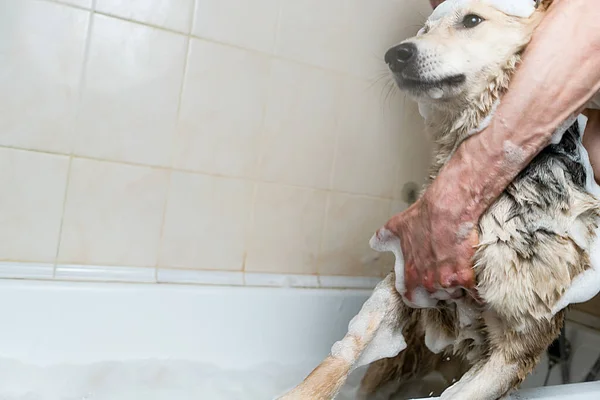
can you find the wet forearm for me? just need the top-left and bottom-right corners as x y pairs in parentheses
(426, 0), (600, 223)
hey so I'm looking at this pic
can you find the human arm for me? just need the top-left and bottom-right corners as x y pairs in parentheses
(384, 0), (600, 298)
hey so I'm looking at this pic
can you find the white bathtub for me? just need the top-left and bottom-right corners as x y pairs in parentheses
(0, 279), (598, 399)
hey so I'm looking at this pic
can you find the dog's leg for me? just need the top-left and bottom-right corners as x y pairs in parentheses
(359, 305), (472, 399)
(439, 310), (564, 400)
(278, 273), (408, 400)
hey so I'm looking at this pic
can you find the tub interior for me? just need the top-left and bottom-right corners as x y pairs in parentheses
(0, 279), (598, 399)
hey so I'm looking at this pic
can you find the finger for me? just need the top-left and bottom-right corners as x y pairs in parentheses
(438, 264), (458, 288)
(383, 213), (403, 233)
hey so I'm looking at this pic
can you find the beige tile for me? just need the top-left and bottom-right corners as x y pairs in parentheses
(74, 15), (187, 167)
(0, 148), (69, 262)
(173, 40), (270, 178)
(96, 0), (195, 33)
(331, 79), (403, 198)
(319, 193), (392, 277)
(0, 0), (89, 153)
(193, 0), (280, 53)
(55, 0), (93, 9)
(58, 158), (169, 267)
(275, 0), (347, 73)
(341, 0), (433, 78)
(246, 184), (327, 274)
(393, 99), (431, 200)
(276, 0), (431, 78)
(259, 61), (341, 189)
(390, 199), (408, 218)
(159, 172), (253, 271)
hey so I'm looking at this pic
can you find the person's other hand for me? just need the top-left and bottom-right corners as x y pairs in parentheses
(376, 188), (478, 301)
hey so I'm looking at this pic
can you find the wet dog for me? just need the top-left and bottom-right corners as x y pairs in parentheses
(280, 1), (600, 399)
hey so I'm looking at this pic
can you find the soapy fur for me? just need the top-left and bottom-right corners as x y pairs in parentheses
(280, 1), (600, 399)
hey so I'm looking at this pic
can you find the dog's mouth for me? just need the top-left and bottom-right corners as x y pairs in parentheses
(397, 74), (466, 92)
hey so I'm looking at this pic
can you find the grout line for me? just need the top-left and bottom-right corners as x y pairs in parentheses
(243, 52), (277, 274)
(188, 0), (199, 36)
(153, 169), (171, 281)
(154, 35), (193, 275)
(0, 144), (398, 202)
(316, 191), (332, 277)
(52, 5), (96, 277)
(52, 157), (73, 277)
(327, 75), (347, 194)
(243, 182), (259, 274)
(271, 0), (284, 55)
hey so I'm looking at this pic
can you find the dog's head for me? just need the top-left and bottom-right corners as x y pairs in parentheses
(386, 0), (549, 107)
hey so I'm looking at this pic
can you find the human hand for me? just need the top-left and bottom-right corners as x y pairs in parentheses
(375, 187), (478, 301)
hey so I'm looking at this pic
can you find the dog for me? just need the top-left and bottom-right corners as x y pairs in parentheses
(279, 1), (600, 399)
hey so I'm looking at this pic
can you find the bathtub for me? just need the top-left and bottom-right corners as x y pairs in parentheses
(0, 279), (598, 399)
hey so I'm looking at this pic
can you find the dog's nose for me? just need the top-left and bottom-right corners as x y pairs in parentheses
(385, 43), (416, 72)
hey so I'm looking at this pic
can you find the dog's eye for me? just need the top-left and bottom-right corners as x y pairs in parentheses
(462, 14), (484, 28)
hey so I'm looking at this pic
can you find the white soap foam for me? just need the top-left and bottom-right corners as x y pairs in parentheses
(331, 275), (407, 370)
(0, 358), (317, 400)
(369, 230), (438, 309)
(429, 0), (537, 22)
(428, 88), (444, 99)
(551, 114), (600, 315)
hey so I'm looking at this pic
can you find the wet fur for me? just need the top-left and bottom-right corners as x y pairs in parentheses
(281, 1), (600, 399)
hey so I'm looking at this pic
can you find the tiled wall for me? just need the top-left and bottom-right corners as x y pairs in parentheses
(0, 0), (432, 287)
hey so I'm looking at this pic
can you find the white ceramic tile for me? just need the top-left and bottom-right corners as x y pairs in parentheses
(58, 158), (169, 267)
(341, 0), (433, 78)
(0, 262), (55, 280)
(276, 0), (431, 78)
(174, 40), (270, 178)
(159, 172), (253, 271)
(0, 0), (89, 153)
(259, 61), (341, 189)
(331, 79), (403, 198)
(246, 184), (327, 274)
(390, 199), (408, 218)
(55, 0), (92, 7)
(55, 264), (156, 283)
(0, 148), (69, 262)
(393, 99), (431, 199)
(244, 273), (319, 288)
(74, 15), (187, 167)
(96, 0), (195, 33)
(275, 0), (347, 73)
(318, 275), (381, 290)
(319, 193), (392, 277)
(157, 269), (244, 286)
(193, 0), (280, 53)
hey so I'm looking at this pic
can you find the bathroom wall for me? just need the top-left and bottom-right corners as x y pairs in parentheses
(0, 0), (433, 288)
